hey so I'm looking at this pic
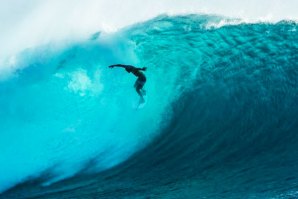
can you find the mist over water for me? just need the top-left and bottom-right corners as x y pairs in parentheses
(0, 0), (297, 57)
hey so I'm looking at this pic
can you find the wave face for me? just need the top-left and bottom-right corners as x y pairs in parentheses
(1, 15), (298, 198)
(0, 24), (180, 193)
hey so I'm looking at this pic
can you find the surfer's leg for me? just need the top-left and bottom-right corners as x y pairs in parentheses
(139, 79), (146, 93)
(141, 89), (146, 96)
(136, 87), (142, 96)
(136, 87), (145, 103)
(135, 79), (145, 94)
(135, 79), (145, 102)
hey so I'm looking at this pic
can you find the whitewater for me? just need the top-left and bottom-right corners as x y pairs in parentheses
(0, 1), (298, 198)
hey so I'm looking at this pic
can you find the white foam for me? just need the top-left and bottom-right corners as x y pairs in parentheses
(0, 0), (297, 58)
(66, 69), (104, 96)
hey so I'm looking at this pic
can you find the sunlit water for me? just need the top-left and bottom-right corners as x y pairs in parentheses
(1, 15), (297, 198)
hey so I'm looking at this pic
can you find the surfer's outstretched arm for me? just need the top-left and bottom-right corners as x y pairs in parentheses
(108, 64), (128, 68)
(108, 64), (146, 71)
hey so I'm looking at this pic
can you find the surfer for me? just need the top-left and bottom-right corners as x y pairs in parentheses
(109, 64), (147, 103)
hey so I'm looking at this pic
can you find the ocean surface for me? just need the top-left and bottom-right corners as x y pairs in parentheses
(0, 14), (298, 198)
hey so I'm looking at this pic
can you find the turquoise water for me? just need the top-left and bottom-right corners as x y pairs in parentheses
(1, 15), (298, 198)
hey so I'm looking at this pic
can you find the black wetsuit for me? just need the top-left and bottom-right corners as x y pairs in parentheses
(125, 66), (146, 90)
(108, 64), (147, 99)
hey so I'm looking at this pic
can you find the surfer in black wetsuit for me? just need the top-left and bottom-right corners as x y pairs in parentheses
(109, 64), (147, 103)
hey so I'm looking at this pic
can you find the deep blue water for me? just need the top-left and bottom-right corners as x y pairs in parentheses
(0, 15), (298, 198)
